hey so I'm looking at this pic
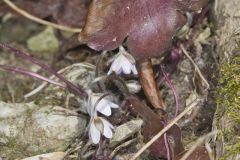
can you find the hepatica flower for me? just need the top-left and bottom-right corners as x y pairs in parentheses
(87, 91), (119, 116)
(89, 115), (114, 144)
(107, 46), (138, 75)
(126, 80), (141, 93)
(86, 90), (119, 144)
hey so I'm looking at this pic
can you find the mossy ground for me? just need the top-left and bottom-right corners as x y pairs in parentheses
(215, 56), (240, 159)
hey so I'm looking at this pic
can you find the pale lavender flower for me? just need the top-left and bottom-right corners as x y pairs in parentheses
(126, 80), (141, 93)
(85, 90), (118, 144)
(87, 91), (119, 116)
(108, 46), (138, 75)
(88, 115), (114, 144)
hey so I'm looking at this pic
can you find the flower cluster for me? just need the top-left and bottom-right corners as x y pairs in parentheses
(86, 46), (138, 144)
(86, 91), (119, 144)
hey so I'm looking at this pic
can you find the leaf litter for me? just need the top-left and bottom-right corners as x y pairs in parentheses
(0, 0), (219, 159)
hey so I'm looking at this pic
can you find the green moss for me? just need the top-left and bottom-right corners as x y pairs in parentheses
(216, 56), (240, 159)
(221, 138), (240, 160)
(217, 56), (240, 123)
(0, 133), (30, 159)
(25, 107), (34, 118)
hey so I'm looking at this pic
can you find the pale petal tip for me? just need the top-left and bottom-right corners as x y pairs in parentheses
(89, 122), (101, 144)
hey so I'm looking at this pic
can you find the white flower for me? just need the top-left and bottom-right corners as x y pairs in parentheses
(108, 46), (138, 75)
(89, 115), (114, 144)
(87, 91), (119, 116)
(126, 80), (141, 93)
(85, 90), (118, 144)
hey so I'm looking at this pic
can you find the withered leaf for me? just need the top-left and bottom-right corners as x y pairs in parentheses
(79, 0), (190, 62)
(124, 96), (184, 159)
(138, 60), (165, 109)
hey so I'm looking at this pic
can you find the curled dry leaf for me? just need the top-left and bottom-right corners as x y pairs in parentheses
(138, 60), (165, 109)
(79, 0), (208, 61)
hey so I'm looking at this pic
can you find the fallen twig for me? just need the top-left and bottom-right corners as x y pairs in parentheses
(180, 44), (210, 91)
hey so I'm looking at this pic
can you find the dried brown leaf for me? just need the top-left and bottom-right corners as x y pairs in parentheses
(138, 60), (165, 109)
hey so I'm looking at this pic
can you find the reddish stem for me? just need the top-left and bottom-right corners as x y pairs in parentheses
(0, 43), (87, 98)
(161, 65), (180, 117)
(0, 65), (66, 88)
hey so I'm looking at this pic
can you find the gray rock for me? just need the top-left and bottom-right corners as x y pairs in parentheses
(27, 26), (59, 53)
(0, 63), (95, 159)
(110, 119), (143, 147)
(0, 101), (87, 159)
(22, 152), (65, 160)
(0, 18), (41, 43)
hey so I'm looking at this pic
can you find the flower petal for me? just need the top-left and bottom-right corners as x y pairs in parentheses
(92, 96), (111, 116)
(111, 55), (122, 72)
(127, 80), (141, 93)
(107, 67), (113, 75)
(131, 65), (138, 75)
(100, 117), (114, 139)
(109, 102), (119, 108)
(121, 59), (132, 74)
(108, 49), (138, 75)
(89, 121), (101, 144)
(97, 103), (112, 116)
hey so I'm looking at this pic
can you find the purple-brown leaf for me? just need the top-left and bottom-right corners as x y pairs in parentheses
(123, 96), (184, 159)
(79, 0), (189, 62)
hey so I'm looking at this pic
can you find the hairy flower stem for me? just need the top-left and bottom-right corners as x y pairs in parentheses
(138, 60), (165, 109)
(107, 75), (130, 97)
(95, 51), (107, 92)
(0, 43), (87, 98)
(0, 65), (66, 88)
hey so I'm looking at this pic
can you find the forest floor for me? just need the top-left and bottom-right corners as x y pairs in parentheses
(0, 2), (220, 160)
